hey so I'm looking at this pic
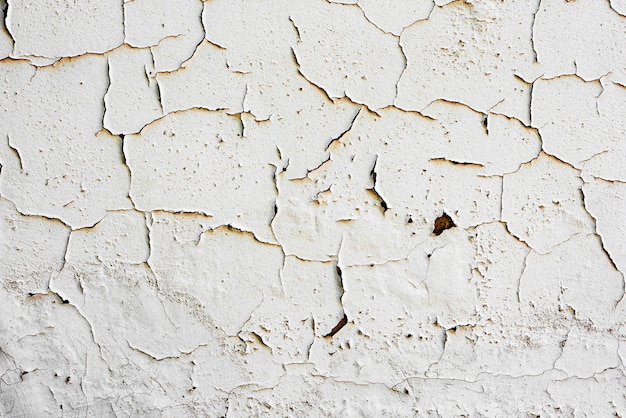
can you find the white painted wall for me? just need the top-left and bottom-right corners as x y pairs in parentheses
(1, 0), (625, 415)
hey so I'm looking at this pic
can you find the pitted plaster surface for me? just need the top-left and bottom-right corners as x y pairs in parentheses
(1, 0), (625, 416)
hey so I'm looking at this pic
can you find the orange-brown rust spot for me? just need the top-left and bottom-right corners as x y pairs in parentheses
(432, 212), (455, 236)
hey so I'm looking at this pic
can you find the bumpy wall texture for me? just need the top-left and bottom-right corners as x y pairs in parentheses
(1, 0), (626, 416)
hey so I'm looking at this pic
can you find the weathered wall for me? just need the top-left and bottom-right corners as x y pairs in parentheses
(1, 0), (625, 416)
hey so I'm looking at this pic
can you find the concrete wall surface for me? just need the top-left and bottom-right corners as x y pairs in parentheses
(1, 0), (626, 416)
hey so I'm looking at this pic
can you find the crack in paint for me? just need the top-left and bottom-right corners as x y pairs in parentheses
(579, 185), (620, 272)
(429, 157), (485, 168)
(366, 155), (388, 214)
(5, 134), (22, 171)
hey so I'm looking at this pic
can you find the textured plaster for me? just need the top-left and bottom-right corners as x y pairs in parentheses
(1, 0), (625, 416)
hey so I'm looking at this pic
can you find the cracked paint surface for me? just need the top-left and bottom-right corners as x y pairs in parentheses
(1, 0), (626, 415)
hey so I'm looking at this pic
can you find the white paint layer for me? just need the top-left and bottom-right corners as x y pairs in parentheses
(1, 0), (625, 416)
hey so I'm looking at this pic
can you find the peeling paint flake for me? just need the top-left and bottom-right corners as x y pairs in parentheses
(357, 0), (434, 36)
(291, 1), (405, 110)
(396, 0), (537, 121)
(0, 1), (12, 60)
(502, 153), (594, 254)
(125, 109), (278, 243)
(532, 75), (626, 177)
(0, 55), (132, 229)
(155, 40), (246, 114)
(124, 0), (203, 50)
(149, 218), (284, 336)
(520, 233), (623, 328)
(7, 0), (124, 59)
(104, 45), (164, 135)
(422, 100), (541, 175)
(582, 179), (626, 275)
(534, 0), (626, 80)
